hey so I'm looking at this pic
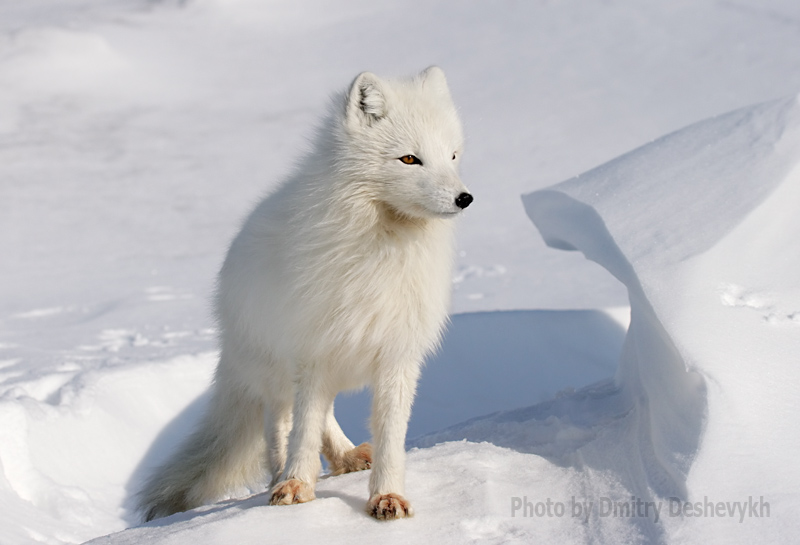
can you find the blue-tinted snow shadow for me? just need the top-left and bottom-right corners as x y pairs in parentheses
(335, 309), (627, 447)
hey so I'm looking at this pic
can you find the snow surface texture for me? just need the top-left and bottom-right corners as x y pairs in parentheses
(88, 92), (800, 545)
(2, 0), (800, 544)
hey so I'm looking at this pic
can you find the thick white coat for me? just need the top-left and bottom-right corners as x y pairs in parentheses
(138, 66), (469, 521)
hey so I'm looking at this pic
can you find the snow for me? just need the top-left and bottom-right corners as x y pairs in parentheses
(2, 1), (800, 544)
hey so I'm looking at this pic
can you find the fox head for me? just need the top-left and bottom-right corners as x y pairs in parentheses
(339, 66), (472, 220)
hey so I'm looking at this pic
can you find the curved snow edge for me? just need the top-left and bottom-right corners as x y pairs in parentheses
(523, 189), (706, 499)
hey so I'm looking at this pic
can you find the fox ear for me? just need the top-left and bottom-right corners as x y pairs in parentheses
(346, 72), (386, 129)
(420, 65), (451, 97)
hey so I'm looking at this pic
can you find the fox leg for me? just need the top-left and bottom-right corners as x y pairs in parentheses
(367, 361), (421, 520)
(264, 398), (293, 487)
(268, 372), (329, 505)
(321, 402), (372, 476)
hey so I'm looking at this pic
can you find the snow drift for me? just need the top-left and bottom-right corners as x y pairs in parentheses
(525, 94), (800, 524)
(532, 93), (800, 543)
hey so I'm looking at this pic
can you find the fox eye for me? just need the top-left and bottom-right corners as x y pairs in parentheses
(398, 155), (422, 165)
(452, 152), (457, 160)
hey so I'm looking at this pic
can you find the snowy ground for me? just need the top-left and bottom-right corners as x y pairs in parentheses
(2, 1), (800, 544)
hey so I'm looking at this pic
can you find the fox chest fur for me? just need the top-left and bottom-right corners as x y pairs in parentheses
(218, 190), (456, 389)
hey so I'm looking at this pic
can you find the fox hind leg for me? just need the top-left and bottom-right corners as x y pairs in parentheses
(269, 374), (329, 505)
(321, 402), (372, 476)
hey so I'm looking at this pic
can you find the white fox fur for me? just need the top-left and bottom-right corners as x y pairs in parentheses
(137, 66), (470, 521)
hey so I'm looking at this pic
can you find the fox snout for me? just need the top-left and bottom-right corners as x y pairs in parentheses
(455, 192), (473, 209)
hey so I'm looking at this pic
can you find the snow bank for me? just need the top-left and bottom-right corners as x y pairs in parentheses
(524, 95), (800, 540)
(0, 354), (215, 544)
(86, 442), (588, 545)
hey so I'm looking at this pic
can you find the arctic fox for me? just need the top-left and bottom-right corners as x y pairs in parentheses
(138, 66), (471, 521)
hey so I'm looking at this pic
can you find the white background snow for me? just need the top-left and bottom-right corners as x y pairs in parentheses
(2, 1), (800, 543)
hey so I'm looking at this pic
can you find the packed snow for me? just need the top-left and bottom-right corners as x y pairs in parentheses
(2, 1), (800, 544)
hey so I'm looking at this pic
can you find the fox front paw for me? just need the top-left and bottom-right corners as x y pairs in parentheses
(330, 442), (372, 476)
(269, 478), (315, 506)
(367, 493), (413, 520)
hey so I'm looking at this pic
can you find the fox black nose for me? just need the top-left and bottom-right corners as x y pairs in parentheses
(455, 192), (473, 209)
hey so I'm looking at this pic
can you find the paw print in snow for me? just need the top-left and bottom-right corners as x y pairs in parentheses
(719, 283), (799, 325)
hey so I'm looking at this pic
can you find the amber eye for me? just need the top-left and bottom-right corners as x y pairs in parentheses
(399, 155), (422, 165)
